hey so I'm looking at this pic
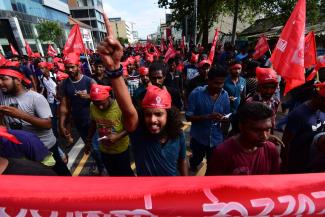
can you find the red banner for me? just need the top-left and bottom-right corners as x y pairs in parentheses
(63, 24), (85, 55)
(47, 44), (58, 57)
(253, 35), (269, 60)
(1, 174), (325, 216)
(9, 44), (19, 56)
(24, 40), (34, 57)
(0, 53), (6, 66)
(208, 28), (219, 64)
(270, 0), (306, 95)
(304, 31), (317, 68)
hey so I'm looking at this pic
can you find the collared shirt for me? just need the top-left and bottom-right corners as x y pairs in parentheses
(223, 75), (246, 112)
(186, 86), (230, 147)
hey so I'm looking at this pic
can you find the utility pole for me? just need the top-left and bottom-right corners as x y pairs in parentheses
(194, 0), (198, 45)
(231, 0), (239, 45)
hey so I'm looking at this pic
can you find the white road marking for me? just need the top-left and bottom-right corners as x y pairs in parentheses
(67, 137), (84, 170)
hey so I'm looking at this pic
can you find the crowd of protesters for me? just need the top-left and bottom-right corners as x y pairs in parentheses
(0, 15), (324, 176)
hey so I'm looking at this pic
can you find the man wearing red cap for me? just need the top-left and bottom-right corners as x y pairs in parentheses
(0, 65), (70, 175)
(133, 66), (150, 103)
(86, 84), (133, 176)
(97, 16), (187, 176)
(282, 79), (325, 174)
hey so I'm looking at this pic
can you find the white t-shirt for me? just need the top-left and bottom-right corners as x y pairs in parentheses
(0, 90), (56, 149)
(42, 74), (57, 104)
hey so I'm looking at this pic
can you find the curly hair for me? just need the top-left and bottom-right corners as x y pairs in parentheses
(138, 106), (183, 140)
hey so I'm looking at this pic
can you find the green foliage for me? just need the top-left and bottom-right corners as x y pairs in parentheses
(36, 21), (63, 42)
(117, 37), (129, 45)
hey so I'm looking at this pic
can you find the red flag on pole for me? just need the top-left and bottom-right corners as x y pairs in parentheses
(208, 29), (219, 64)
(0, 52), (7, 66)
(10, 44), (19, 56)
(270, 0), (306, 95)
(181, 36), (185, 50)
(306, 55), (325, 81)
(168, 36), (174, 49)
(63, 24), (85, 55)
(164, 47), (177, 63)
(304, 31), (317, 68)
(160, 37), (167, 53)
(24, 40), (33, 57)
(252, 35), (270, 60)
(47, 44), (58, 57)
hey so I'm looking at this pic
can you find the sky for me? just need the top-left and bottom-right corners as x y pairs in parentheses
(102, 0), (168, 39)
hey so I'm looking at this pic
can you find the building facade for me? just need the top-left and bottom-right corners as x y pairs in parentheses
(0, 0), (70, 56)
(68, 0), (106, 46)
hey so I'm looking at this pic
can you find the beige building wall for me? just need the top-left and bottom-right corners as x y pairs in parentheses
(110, 20), (128, 39)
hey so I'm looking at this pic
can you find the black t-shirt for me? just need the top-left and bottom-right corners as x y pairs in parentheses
(2, 158), (57, 176)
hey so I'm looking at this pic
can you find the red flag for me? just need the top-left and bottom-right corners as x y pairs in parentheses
(168, 36), (174, 49)
(253, 35), (270, 60)
(270, 0), (306, 95)
(63, 24), (85, 55)
(208, 29), (219, 64)
(306, 55), (325, 81)
(0, 52), (7, 66)
(304, 31), (317, 68)
(10, 44), (19, 56)
(160, 37), (167, 53)
(164, 46), (177, 63)
(24, 40), (33, 57)
(47, 44), (57, 57)
(181, 36), (185, 50)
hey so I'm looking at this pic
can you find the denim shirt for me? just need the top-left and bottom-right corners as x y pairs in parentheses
(223, 75), (246, 112)
(186, 86), (230, 147)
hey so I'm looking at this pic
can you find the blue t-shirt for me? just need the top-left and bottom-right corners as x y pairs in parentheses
(285, 103), (325, 173)
(223, 75), (246, 112)
(186, 86), (230, 147)
(0, 129), (50, 162)
(61, 75), (94, 121)
(130, 128), (187, 176)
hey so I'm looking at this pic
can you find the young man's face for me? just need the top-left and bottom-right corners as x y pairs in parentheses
(149, 70), (165, 87)
(207, 77), (225, 95)
(65, 64), (79, 79)
(39, 66), (50, 77)
(230, 66), (242, 77)
(140, 74), (150, 85)
(259, 83), (277, 100)
(94, 64), (105, 76)
(239, 118), (273, 147)
(143, 108), (167, 134)
(199, 64), (210, 78)
(92, 98), (111, 110)
(0, 75), (17, 95)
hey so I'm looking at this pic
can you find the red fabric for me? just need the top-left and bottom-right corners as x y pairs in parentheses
(256, 67), (278, 84)
(315, 82), (325, 97)
(139, 66), (149, 76)
(304, 32), (317, 68)
(306, 56), (325, 81)
(270, 0), (306, 95)
(198, 59), (211, 68)
(38, 62), (48, 69)
(127, 57), (135, 65)
(9, 44), (19, 56)
(142, 85), (172, 109)
(0, 68), (31, 84)
(53, 57), (62, 63)
(181, 35), (185, 50)
(24, 40), (33, 57)
(121, 62), (128, 76)
(190, 53), (199, 63)
(47, 44), (57, 57)
(63, 53), (80, 65)
(176, 64), (184, 72)
(0, 127), (21, 144)
(33, 53), (41, 58)
(63, 24), (85, 55)
(253, 35), (270, 60)
(4, 61), (20, 67)
(90, 84), (112, 101)
(208, 29), (219, 64)
(160, 37), (167, 52)
(57, 63), (65, 72)
(1, 174), (325, 216)
(56, 71), (69, 81)
(0, 53), (7, 66)
(164, 47), (177, 63)
(134, 55), (141, 63)
(206, 138), (280, 175)
(146, 54), (154, 63)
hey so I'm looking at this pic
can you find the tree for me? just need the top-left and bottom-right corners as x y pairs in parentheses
(36, 21), (64, 43)
(117, 37), (129, 46)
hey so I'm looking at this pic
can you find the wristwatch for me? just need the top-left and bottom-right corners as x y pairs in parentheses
(105, 65), (123, 79)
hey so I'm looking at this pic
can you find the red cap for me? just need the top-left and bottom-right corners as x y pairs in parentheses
(90, 84), (112, 101)
(53, 57), (62, 63)
(190, 53), (199, 63)
(57, 63), (65, 72)
(134, 55), (141, 62)
(139, 66), (149, 76)
(4, 61), (20, 67)
(315, 82), (325, 97)
(33, 53), (41, 58)
(256, 67), (278, 85)
(0, 68), (31, 85)
(142, 85), (172, 109)
(198, 59), (211, 68)
(146, 54), (154, 63)
(56, 71), (69, 81)
(0, 127), (21, 144)
(63, 53), (80, 65)
(176, 64), (184, 72)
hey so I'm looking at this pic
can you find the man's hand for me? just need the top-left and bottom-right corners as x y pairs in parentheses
(0, 106), (26, 119)
(76, 91), (90, 99)
(97, 12), (123, 71)
(229, 96), (237, 102)
(207, 113), (224, 121)
(105, 132), (120, 145)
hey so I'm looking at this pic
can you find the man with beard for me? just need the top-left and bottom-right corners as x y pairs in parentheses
(223, 60), (246, 112)
(206, 102), (280, 175)
(186, 59), (211, 97)
(96, 14), (188, 176)
(0, 64), (70, 175)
